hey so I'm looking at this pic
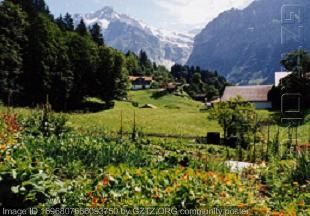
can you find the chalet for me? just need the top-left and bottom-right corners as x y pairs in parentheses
(129, 76), (153, 90)
(221, 85), (273, 109)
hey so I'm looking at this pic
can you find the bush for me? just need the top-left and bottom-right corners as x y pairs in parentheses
(20, 110), (70, 137)
(132, 101), (139, 107)
(105, 101), (115, 109)
(292, 153), (310, 185)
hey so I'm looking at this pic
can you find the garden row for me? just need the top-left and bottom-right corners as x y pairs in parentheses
(0, 110), (309, 215)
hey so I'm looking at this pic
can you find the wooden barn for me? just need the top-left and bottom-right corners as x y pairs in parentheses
(221, 85), (273, 109)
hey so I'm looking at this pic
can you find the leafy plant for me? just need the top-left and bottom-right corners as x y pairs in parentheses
(292, 153), (310, 185)
(20, 107), (70, 137)
(209, 96), (258, 150)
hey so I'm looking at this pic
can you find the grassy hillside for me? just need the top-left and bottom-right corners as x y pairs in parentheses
(68, 90), (221, 136)
(1, 90), (309, 142)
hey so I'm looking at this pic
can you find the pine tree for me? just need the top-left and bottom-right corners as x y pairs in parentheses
(10, 0), (50, 18)
(64, 13), (74, 31)
(56, 13), (74, 32)
(76, 19), (88, 36)
(153, 62), (158, 71)
(139, 50), (149, 67)
(56, 15), (66, 31)
(139, 49), (153, 74)
(90, 23), (104, 46)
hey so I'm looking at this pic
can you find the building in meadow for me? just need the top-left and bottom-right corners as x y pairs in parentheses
(221, 85), (273, 109)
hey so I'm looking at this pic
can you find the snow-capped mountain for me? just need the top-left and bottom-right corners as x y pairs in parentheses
(73, 7), (193, 67)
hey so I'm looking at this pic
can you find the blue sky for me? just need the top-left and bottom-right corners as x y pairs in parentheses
(45, 0), (253, 32)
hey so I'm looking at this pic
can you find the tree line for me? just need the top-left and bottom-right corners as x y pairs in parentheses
(0, 0), (170, 111)
(171, 64), (227, 101)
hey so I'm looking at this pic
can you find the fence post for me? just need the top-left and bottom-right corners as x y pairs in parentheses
(120, 111), (123, 139)
(253, 134), (256, 162)
(266, 124), (270, 161)
(132, 111), (136, 141)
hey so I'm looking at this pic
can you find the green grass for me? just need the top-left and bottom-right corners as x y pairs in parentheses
(1, 90), (309, 143)
(68, 90), (221, 136)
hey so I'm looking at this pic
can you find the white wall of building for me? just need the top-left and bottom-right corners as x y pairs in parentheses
(275, 72), (292, 86)
(132, 84), (151, 90)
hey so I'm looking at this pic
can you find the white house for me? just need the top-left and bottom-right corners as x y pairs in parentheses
(274, 72), (292, 86)
(221, 85), (273, 109)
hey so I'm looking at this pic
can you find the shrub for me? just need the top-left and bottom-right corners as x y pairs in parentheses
(292, 153), (310, 185)
(105, 101), (115, 109)
(20, 111), (70, 137)
(132, 101), (139, 107)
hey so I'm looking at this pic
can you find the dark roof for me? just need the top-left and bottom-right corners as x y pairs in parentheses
(221, 85), (273, 102)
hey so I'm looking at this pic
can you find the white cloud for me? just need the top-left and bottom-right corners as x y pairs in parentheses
(155, 0), (254, 28)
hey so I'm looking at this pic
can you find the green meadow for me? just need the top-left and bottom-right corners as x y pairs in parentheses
(1, 90), (309, 143)
(67, 90), (222, 136)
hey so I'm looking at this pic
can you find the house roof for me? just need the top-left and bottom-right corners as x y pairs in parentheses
(221, 85), (273, 102)
(129, 76), (153, 81)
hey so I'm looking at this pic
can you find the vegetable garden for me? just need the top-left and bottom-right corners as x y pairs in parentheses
(0, 105), (309, 215)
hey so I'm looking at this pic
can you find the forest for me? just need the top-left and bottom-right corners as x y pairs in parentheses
(0, 0), (227, 111)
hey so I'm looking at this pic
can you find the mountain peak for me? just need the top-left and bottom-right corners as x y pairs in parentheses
(94, 6), (116, 17)
(90, 6), (119, 20)
(73, 7), (193, 67)
(101, 6), (114, 13)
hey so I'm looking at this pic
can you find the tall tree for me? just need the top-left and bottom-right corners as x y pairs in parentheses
(90, 23), (104, 46)
(57, 13), (74, 32)
(66, 34), (98, 108)
(21, 14), (74, 109)
(97, 47), (115, 104)
(10, 0), (50, 18)
(209, 96), (257, 148)
(64, 13), (74, 31)
(139, 49), (151, 69)
(125, 52), (139, 75)
(55, 15), (66, 30)
(113, 52), (129, 100)
(280, 49), (310, 108)
(96, 47), (128, 105)
(49, 33), (74, 111)
(0, 0), (28, 105)
(281, 49), (310, 79)
(75, 19), (88, 36)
